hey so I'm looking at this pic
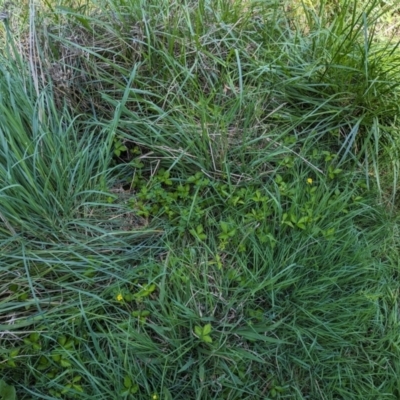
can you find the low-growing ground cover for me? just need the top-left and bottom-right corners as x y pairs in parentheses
(1, 0), (400, 398)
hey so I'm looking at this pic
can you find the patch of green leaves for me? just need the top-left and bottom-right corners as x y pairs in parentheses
(194, 323), (213, 344)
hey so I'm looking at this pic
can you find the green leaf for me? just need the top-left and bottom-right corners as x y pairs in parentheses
(60, 358), (72, 368)
(230, 229), (237, 237)
(72, 384), (84, 392)
(57, 336), (67, 346)
(131, 310), (141, 317)
(194, 326), (202, 337)
(18, 293), (28, 301)
(61, 384), (71, 394)
(8, 284), (18, 292)
(136, 283), (156, 298)
(199, 364), (205, 382)
(120, 389), (131, 397)
(141, 310), (150, 317)
(220, 221), (229, 233)
(29, 332), (40, 342)
(189, 228), (196, 237)
(203, 323), (212, 335)
(64, 339), (75, 350)
(123, 376), (132, 388)
(190, 225), (207, 240)
(32, 343), (42, 351)
(9, 349), (19, 358)
(124, 293), (133, 301)
(0, 379), (16, 400)
(130, 384), (139, 394)
(39, 356), (48, 365)
(6, 360), (16, 368)
(297, 216), (308, 224)
(51, 353), (61, 362)
(202, 335), (213, 343)
(283, 220), (294, 228)
(275, 174), (283, 183)
(83, 268), (96, 277)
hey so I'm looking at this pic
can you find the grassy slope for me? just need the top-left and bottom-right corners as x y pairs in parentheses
(1, 0), (400, 399)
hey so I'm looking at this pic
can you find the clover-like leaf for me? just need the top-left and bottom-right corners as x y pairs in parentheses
(203, 323), (212, 336)
(202, 335), (213, 343)
(194, 326), (202, 337)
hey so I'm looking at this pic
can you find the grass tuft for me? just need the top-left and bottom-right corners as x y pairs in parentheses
(1, 0), (400, 399)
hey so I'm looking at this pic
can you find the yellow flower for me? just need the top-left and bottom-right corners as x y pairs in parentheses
(152, 395), (159, 400)
(116, 293), (123, 302)
(307, 178), (313, 184)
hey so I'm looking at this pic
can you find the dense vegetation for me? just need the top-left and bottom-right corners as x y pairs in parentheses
(1, 0), (400, 398)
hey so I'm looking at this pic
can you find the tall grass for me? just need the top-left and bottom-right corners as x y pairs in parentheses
(1, 0), (400, 399)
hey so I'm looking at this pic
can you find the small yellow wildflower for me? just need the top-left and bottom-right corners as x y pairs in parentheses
(307, 178), (313, 184)
(116, 293), (123, 302)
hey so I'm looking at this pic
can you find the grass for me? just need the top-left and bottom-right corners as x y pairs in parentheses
(1, 0), (400, 398)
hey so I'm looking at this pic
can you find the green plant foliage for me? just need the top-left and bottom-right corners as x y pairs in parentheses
(194, 323), (213, 344)
(1, 0), (400, 399)
(0, 380), (16, 400)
